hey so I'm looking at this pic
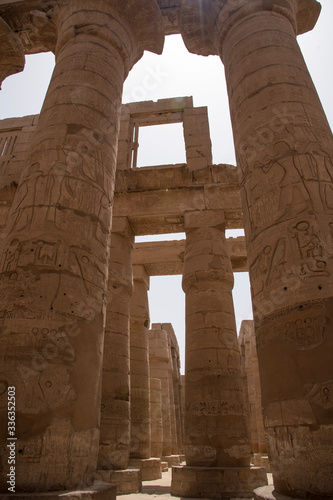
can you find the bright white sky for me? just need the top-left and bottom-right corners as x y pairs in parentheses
(0, 1), (332, 372)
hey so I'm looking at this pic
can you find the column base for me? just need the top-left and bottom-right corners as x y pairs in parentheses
(162, 455), (182, 467)
(96, 468), (141, 494)
(254, 485), (333, 500)
(252, 454), (271, 473)
(171, 465), (268, 499)
(128, 458), (162, 480)
(0, 483), (116, 500)
(161, 462), (169, 472)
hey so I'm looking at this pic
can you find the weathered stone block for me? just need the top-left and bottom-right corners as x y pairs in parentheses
(128, 458), (162, 481)
(171, 466), (267, 498)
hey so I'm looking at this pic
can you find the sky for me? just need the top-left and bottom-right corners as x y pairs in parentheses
(0, 1), (332, 372)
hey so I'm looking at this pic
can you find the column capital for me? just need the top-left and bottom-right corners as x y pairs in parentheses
(112, 216), (135, 244)
(184, 209), (225, 231)
(180, 0), (321, 58)
(133, 264), (150, 289)
(182, 210), (234, 293)
(37, 0), (164, 73)
(0, 17), (25, 89)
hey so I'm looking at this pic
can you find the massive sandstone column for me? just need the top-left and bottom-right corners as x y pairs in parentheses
(149, 377), (163, 459)
(171, 345), (184, 454)
(130, 265), (151, 460)
(163, 322), (184, 457)
(149, 323), (183, 463)
(98, 217), (134, 471)
(148, 325), (173, 458)
(0, 1), (163, 493)
(182, 210), (250, 467)
(239, 321), (269, 469)
(181, 0), (333, 497)
(172, 210), (266, 497)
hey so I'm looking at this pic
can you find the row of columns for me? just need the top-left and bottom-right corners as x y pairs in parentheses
(98, 229), (184, 484)
(0, 0), (332, 497)
(0, 0), (164, 493)
(239, 320), (269, 470)
(179, 0), (333, 498)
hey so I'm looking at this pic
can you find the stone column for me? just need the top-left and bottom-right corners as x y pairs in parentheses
(98, 217), (134, 471)
(172, 210), (266, 498)
(150, 377), (163, 459)
(0, 1), (163, 493)
(148, 325), (173, 458)
(239, 321), (269, 471)
(167, 339), (178, 456)
(182, 210), (251, 468)
(171, 346), (184, 454)
(181, 1), (333, 497)
(130, 265), (151, 459)
(161, 322), (184, 457)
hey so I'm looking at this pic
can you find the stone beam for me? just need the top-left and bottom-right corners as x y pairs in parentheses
(0, 1), (56, 54)
(0, 0), (183, 54)
(114, 164), (243, 235)
(132, 237), (248, 275)
(0, 16), (25, 87)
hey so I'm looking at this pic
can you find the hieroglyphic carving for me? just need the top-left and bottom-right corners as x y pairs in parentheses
(250, 238), (287, 296)
(157, 0), (180, 25)
(240, 118), (333, 243)
(185, 400), (245, 417)
(307, 380), (333, 410)
(289, 220), (329, 278)
(256, 301), (327, 350)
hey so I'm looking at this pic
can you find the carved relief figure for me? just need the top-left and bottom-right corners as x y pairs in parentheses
(290, 220), (329, 278)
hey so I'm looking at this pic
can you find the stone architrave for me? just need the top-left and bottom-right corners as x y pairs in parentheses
(0, 17), (25, 88)
(130, 264), (151, 459)
(98, 217), (134, 471)
(0, 1), (163, 493)
(180, 1), (333, 497)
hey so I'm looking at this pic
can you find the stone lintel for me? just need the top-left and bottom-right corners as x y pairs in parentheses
(132, 237), (248, 275)
(171, 465), (268, 499)
(0, 1), (56, 55)
(124, 96), (193, 117)
(0, 483), (116, 500)
(0, 16), (25, 88)
(133, 264), (150, 289)
(184, 209), (225, 231)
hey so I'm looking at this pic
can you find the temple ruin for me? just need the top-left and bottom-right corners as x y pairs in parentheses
(0, 1), (332, 499)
